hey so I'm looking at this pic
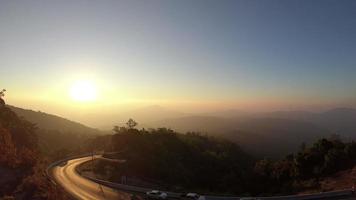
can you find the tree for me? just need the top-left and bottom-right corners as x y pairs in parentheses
(112, 126), (120, 133)
(126, 118), (138, 129)
(112, 126), (128, 134)
(0, 89), (5, 106)
(0, 89), (5, 97)
(299, 142), (306, 151)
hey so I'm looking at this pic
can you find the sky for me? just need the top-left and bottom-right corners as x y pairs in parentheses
(0, 0), (356, 122)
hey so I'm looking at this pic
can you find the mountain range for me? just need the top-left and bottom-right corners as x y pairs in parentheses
(8, 105), (102, 154)
(8, 105), (100, 134)
(149, 107), (356, 158)
(7, 104), (356, 158)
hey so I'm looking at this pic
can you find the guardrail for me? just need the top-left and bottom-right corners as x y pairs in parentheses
(47, 154), (355, 200)
(82, 174), (354, 200)
(82, 174), (182, 198)
(205, 196), (240, 200)
(255, 189), (354, 200)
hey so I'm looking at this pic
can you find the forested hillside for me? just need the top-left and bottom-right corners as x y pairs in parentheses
(253, 138), (356, 195)
(87, 126), (254, 194)
(0, 105), (66, 199)
(85, 121), (356, 196)
(8, 105), (101, 155)
(9, 106), (99, 134)
(155, 116), (331, 158)
(264, 108), (356, 139)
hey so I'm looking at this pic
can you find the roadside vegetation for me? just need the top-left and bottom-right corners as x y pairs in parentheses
(253, 138), (356, 195)
(90, 123), (254, 194)
(1, 98), (355, 198)
(86, 119), (356, 196)
(0, 102), (69, 199)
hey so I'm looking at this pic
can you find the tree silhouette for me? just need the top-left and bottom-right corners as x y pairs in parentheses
(126, 118), (138, 129)
(0, 89), (5, 97)
(0, 89), (6, 106)
(112, 125), (128, 134)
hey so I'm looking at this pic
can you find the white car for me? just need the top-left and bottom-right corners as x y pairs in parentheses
(181, 193), (205, 200)
(146, 190), (168, 199)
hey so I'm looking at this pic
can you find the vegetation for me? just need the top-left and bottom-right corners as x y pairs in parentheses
(2, 101), (356, 198)
(0, 106), (37, 168)
(253, 138), (356, 195)
(90, 123), (254, 194)
(8, 106), (101, 157)
(0, 105), (67, 199)
(86, 119), (356, 196)
(0, 89), (5, 106)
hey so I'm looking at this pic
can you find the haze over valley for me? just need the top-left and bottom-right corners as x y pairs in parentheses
(8, 104), (356, 158)
(1, 0), (356, 199)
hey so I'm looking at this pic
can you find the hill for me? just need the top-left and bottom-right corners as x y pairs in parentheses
(87, 128), (254, 194)
(263, 108), (356, 139)
(86, 125), (356, 196)
(313, 108), (356, 138)
(0, 105), (65, 199)
(94, 105), (188, 129)
(8, 105), (100, 134)
(155, 115), (235, 133)
(252, 138), (356, 195)
(0, 106), (37, 168)
(94, 106), (356, 142)
(8, 105), (102, 155)
(154, 116), (331, 158)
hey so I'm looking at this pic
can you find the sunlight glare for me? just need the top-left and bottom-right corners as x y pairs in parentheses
(69, 80), (97, 102)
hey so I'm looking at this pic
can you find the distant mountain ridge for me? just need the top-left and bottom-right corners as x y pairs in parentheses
(8, 105), (100, 134)
(146, 107), (356, 158)
(263, 107), (356, 139)
(7, 105), (103, 154)
(154, 116), (331, 158)
(7, 104), (356, 158)
(147, 107), (356, 138)
(92, 105), (188, 129)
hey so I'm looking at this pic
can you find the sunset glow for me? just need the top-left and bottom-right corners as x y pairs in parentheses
(69, 80), (97, 102)
(1, 1), (356, 198)
(0, 0), (355, 126)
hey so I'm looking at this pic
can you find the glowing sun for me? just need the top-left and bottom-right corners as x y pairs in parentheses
(69, 80), (97, 102)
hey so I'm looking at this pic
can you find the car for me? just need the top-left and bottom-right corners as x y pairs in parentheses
(146, 190), (168, 200)
(181, 193), (205, 200)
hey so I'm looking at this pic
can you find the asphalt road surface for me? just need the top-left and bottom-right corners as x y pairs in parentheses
(51, 156), (131, 200)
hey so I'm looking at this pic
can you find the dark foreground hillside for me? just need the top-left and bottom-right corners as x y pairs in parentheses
(9, 105), (101, 156)
(86, 123), (356, 196)
(0, 105), (66, 199)
(9, 106), (100, 134)
(87, 127), (255, 194)
(155, 116), (331, 158)
(151, 108), (356, 158)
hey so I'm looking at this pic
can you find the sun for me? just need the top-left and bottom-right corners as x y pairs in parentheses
(69, 80), (97, 102)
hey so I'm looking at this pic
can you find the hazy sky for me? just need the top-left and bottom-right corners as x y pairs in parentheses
(1, 0), (356, 120)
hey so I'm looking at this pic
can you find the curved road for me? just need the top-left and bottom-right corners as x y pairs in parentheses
(50, 156), (355, 200)
(51, 156), (131, 200)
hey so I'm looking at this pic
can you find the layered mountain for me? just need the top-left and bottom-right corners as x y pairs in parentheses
(8, 105), (102, 154)
(263, 108), (356, 139)
(8, 105), (100, 134)
(155, 116), (330, 158)
(111, 106), (356, 158)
